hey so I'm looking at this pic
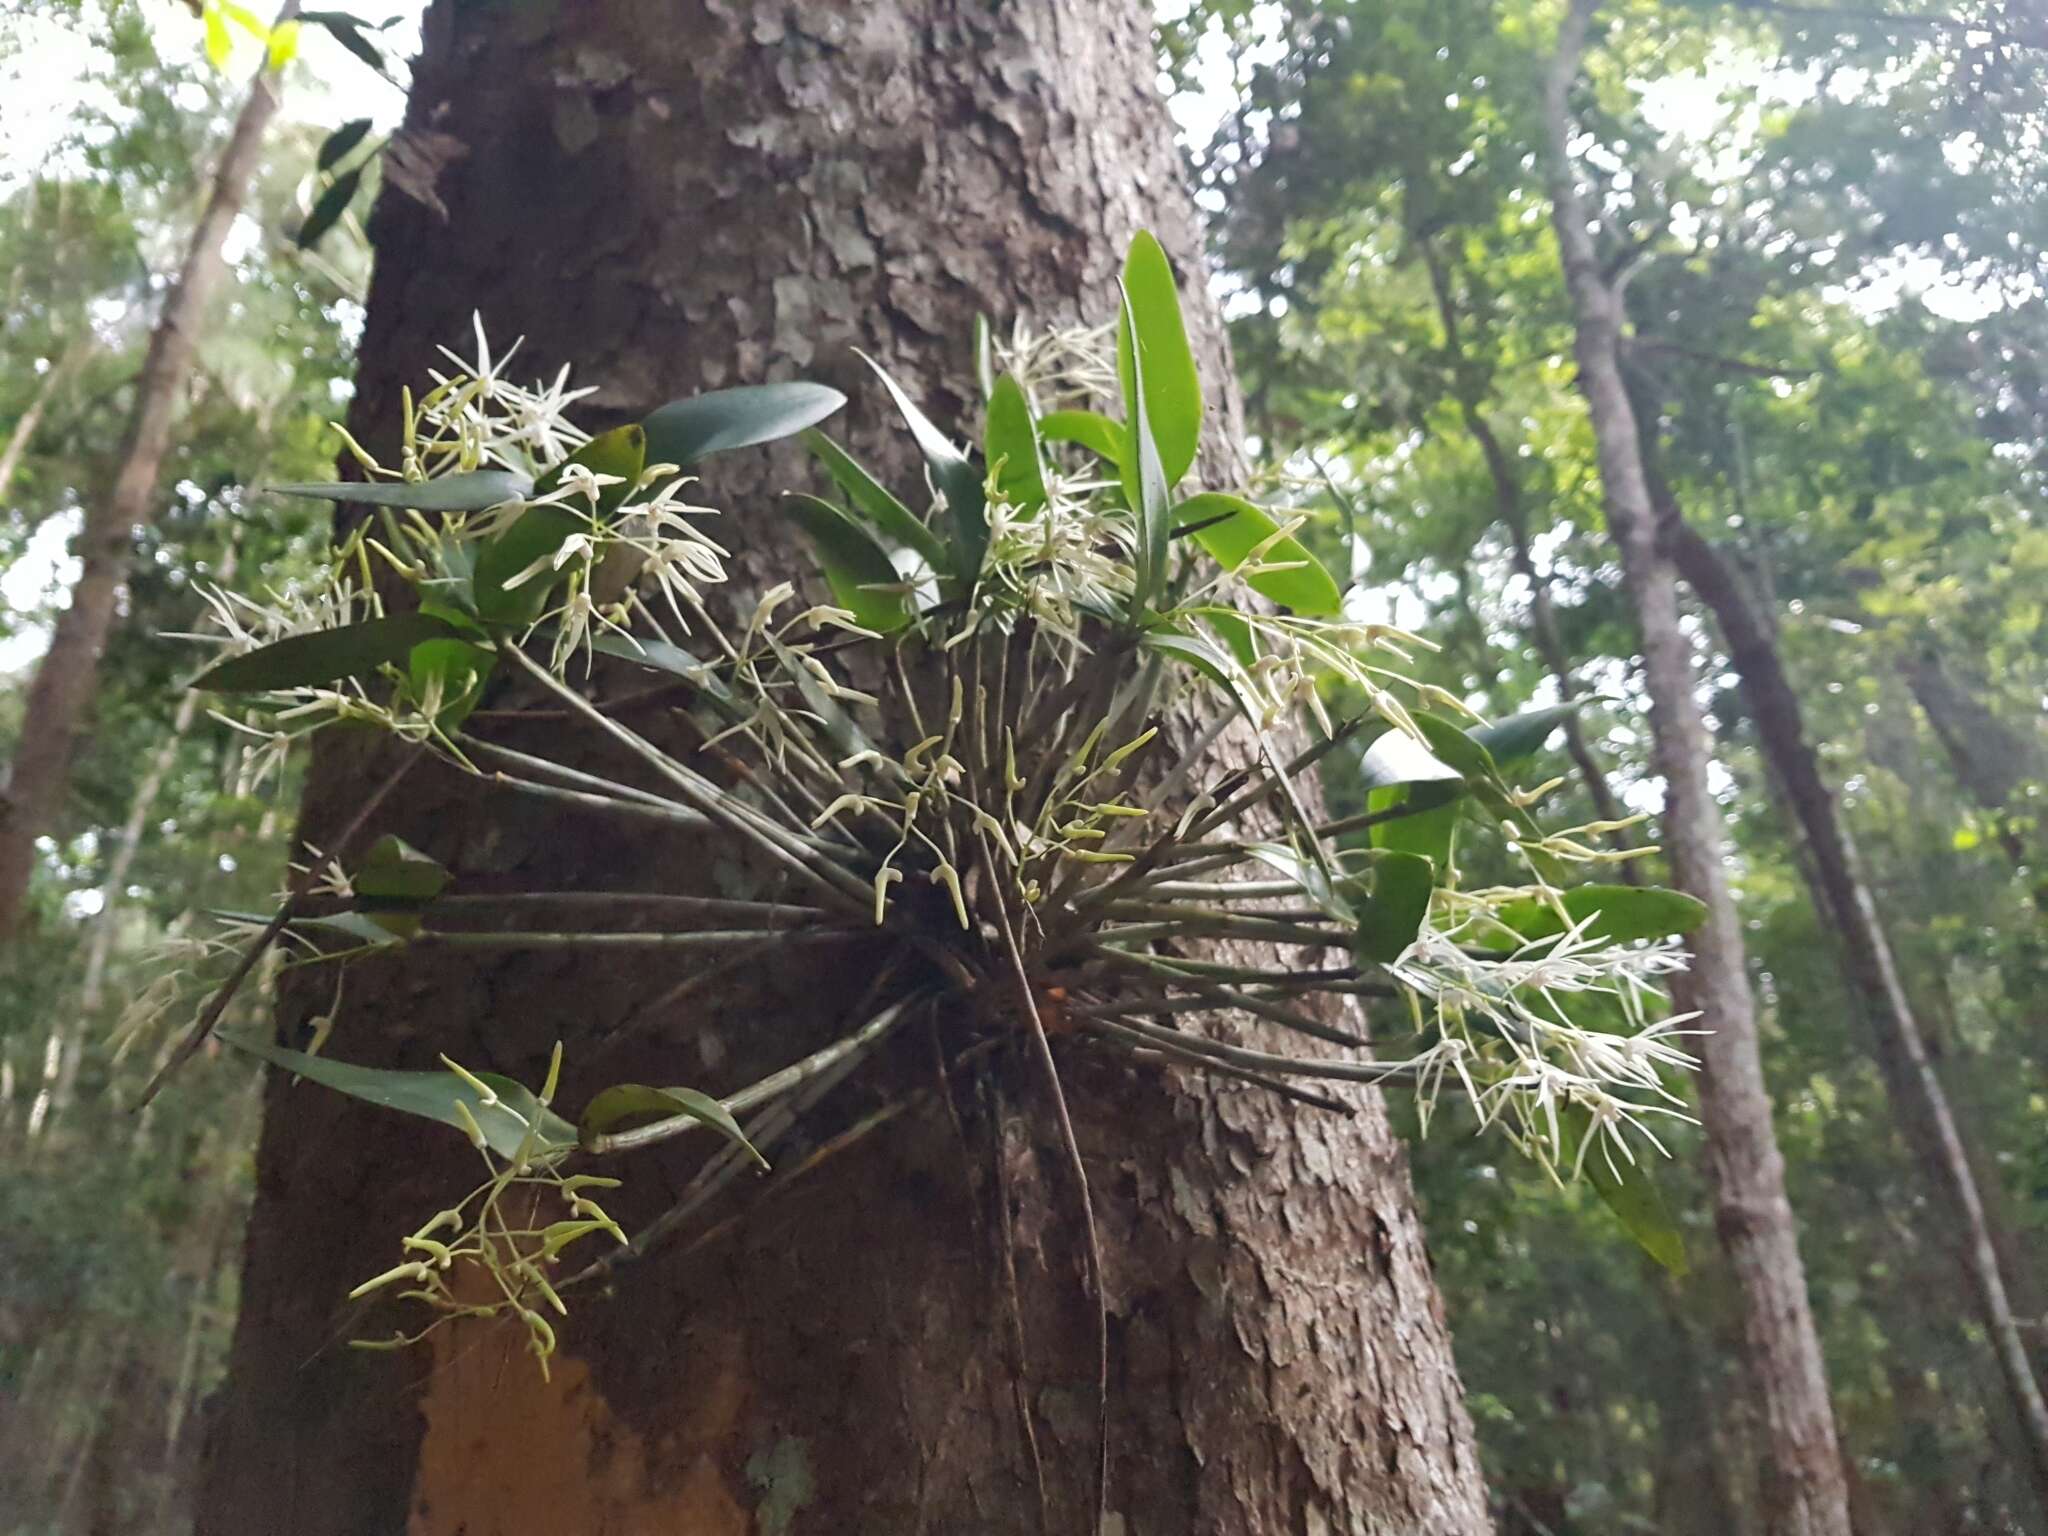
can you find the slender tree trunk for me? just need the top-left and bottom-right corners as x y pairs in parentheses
(0, 337), (91, 510)
(0, 31), (290, 942)
(1905, 646), (2047, 908)
(1417, 240), (1640, 860)
(199, 4), (1489, 1531)
(1671, 519), (2048, 1511)
(1544, 6), (1853, 1533)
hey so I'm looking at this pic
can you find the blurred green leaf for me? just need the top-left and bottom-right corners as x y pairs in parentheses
(1487, 885), (1708, 948)
(267, 469), (532, 512)
(295, 168), (361, 249)
(316, 118), (372, 172)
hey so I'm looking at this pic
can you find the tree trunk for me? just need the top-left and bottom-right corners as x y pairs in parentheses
(1544, 5), (1853, 1533)
(1905, 646), (2047, 907)
(1416, 238), (1640, 865)
(1670, 519), (2048, 1512)
(0, 33), (289, 943)
(198, 4), (1490, 1532)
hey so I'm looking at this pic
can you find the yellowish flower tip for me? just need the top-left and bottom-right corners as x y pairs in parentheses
(541, 1041), (564, 1106)
(452, 1099), (489, 1150)
(440, 1054), (500, 1107)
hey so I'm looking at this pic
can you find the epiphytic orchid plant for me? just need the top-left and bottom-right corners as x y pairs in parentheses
(139, 232), (1704, 1369)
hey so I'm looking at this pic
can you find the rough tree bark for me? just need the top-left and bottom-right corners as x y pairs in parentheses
(0, 34), (288, 942)
(1544, 4), (1854, 1533)
(198, 4), (1490, 1531)
(1670, 519), (2048, 1512)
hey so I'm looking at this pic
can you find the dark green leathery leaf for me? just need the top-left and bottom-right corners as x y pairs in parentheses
(189, 612), (462, 694)
(296, 167), (361, 249)
(641, 382), (846, 466)
(802, 430), (947, 571)
(317, 117), (373, 171)
(858, 351), (987, 577)
(780, 493), (915, 633)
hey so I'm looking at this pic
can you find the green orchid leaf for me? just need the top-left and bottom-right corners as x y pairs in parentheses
(578, 1084), (767, 1168)
(471, 425), (646, 625)
(858, 351), (987, 578)
(406, 636), (494, 730)
(266, 468), (532, 512)
(641, 382), (845, 466)
(1140, 627), (1235, 687)
(225, 1034), (575, 1161)
(801, 430), (947, 571)
(1173, 493), (1342, 616)
(1245, 841), (1357, 924)
(1354, 849), (1436, 964)
(189, 612), (461, 694)
(780, 493), (915, 633)
(1039, 409), (1127, 464)
(301, 9), (386, 73)
(351, 833), (450, 905)
(1119, 279), (1173, 614)
(588, 632), (735, 706)
(1565, 1106), (1688, 1275)
(1486, 885), (1709, 949)
(985, 373), (1048, 514)
(1115, 230), (1203, 486)
(1472, 701), (1588, 766)
(1356, 727), (1465, 867)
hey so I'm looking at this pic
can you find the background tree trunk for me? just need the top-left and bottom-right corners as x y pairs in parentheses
(1544, 4), (1852, 1532)
(1671, 519), (2048, 1512)
(198, 3), (1490, 1531)
(0, 35), (289, 943)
